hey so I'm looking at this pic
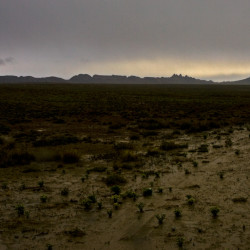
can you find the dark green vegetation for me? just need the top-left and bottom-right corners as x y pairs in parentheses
(0, 84), (249, 136)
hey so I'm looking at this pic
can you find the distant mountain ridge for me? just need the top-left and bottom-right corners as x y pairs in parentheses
(0, 74), (250, 84)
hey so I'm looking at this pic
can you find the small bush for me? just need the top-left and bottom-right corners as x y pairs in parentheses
(82, 199), (92, 210)
(187, 197), (195, 205)
(16, 204), (25, 216)
(61, 187), (69, 196)
(107, 209), (113, 218)
(177, 237), (184, 248)
(210, 206), (220, 217)
(155, 214), (166, 225)
(40, 195), (48, 203)
(137, 202), (144, 213)
(111, 185), (121, 195)
(174, 208), (182, 218)
(38, 180), (44, 188)
(88, 194), (97, 203)
(143, 188), (153, 197)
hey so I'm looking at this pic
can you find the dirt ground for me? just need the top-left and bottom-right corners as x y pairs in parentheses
(0, 125), (249, 250)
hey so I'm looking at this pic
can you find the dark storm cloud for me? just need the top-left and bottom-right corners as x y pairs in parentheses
(0, 0), (250, 80)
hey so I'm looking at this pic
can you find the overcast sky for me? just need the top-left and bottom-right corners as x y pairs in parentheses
(0, 0), (250, 81)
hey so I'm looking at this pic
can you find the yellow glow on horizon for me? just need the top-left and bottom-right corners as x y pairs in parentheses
(79, 58), (250, 80)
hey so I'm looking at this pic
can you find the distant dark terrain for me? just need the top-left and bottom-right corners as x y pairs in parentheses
(1, 74), (250, 84)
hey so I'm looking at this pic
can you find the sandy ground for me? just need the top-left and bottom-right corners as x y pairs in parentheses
(0, 126), (249, 250)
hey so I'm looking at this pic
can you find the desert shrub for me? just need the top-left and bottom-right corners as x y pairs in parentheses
(160, 142), (188, 151)
(177, 237), (184, 248)
(40, 195), (48, 203)
(97, 202), (103, 209)
(38, 180), (44, 188)
(143, 188), (153, 197)
(187, 197), (195, 205)
(111, 185), (121, 195)
(158, 187), (163, 193)
(219, 172), (224, 179)
(184, 169), (191, 175)
(107, 209), (113, 218)
(88, 194), (97, 203)
(15, 204), (25, 216)
(61, 187), (69, 196)
(65, 227), (86, 237)
(141, 130), (158, 137)
(123, 190), (137, 201)
(62, 152), (80, 164)
(235, 149), (240, 155)
(146, 149), (161, 157)
(155, 214), (166, 225)
(174, 208), (182, 218)
(105, 174), (127, 186)
(81, 199), (92, 210)
(137, 202), (144, 213)
(210, 206), (220, 217)
(112, 195), (120, 203)
(113, 203), (120, 210)
(193, 161), (198, 167)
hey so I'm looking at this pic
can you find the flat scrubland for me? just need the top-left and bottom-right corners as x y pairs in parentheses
(0, 84), (250, 250)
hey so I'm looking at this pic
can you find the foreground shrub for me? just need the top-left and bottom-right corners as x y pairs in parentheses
(210, 206), (220, 218)
(155, 214), (166, 225)
(143, 188), (153, 197)
(160, 142), (188, 151)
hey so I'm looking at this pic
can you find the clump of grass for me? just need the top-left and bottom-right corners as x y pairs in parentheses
(210, 206), (220, 218)
(158, 187), (163, 193)
(155, 214), (166, 225)
(40, 195), (48, 203)
(123, 190), (137, 201)
(15, 204), (25, 216)
(137, 202), (144, 213)
(111, 185), (121, 195)
(235, 149), (240, 155)
(38, 180), (44, 188)
(184, 169), (191, 175)
(192, 161), (198, 167)
(112, 195), (120, 203)
(107, 209), (113, 218)
(187, 197), (195, 206)
(177, 237), (184, 248)
(1, 183), (8, 190)
(143, 188), (153, 197)
(88, 194), (97, 203)
(120, 150), (138, 162)
(81, 199), (92, 210)
(61, 187), (69, 196)
(81, 177), (85, 183)
(174, 208), (182, 218)
(219, 172), (224, 179)
(113, 203), (120, 210)
(62, 152), (80, 164)
(97, 202), (103, 209)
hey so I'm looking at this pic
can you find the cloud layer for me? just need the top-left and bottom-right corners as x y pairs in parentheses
(1, 0), (250, 81)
